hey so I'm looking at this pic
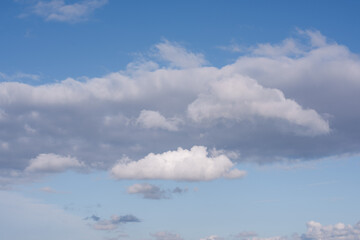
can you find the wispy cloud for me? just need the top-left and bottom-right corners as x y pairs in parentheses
(0, 72), (40, 81)
(155, 39), (207, 68)
(151, 232), (183, 240)
(86, 214), (140, 231)
(21, 0), (108, 23)
(127, 183), (188, 199)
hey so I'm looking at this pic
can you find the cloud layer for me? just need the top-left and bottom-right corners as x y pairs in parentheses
(1, 31), (360, 185)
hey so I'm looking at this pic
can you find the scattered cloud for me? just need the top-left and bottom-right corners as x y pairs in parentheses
(127, 183), (188, 199)
(151, 232), (183, 240)
(84, 214), (101, 221)
(111, 146), (246, 181)
(231, 220), (360, 240)
(200, 235), (224, 240)
(87, 214), (140, 231)
(301, 220), (360, 240)
(22, 0), (108, 23)
(233, 231), (258, 240)
(127, 183), (167, 199)
(155, 40), (207, 68)
(25, 153), (84, 173)
(0, 72), (40, 82)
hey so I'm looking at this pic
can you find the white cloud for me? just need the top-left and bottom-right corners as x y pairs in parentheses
(25, 153), (84, 173)
(155, 40), (207, 68)
(302, 220), (360, 240)
(232, 220), (360, 240)
(188, 75), (329, 135)
(136, 110), (181, 131)
(200, 235), (224, 240)
(251, 38), (303, 57)
(111, 146), (246, 181)
(0, 72), (40, 81)
(30, 0), (108, 23)
(2, 32), (360, 181)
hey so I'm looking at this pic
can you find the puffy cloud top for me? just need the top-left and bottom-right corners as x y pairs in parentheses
(25, 153), (83, 173)
(111, 146), (246, 181)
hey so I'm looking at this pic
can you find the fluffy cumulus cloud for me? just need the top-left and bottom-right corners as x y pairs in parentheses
(111, 146), (246, 181)
(187, 74), (329, 135)
(25, 153), (83, 173)
(23, 0), (108, 23)
(127, 183), (187, 199)
(1, 30), (360, 184)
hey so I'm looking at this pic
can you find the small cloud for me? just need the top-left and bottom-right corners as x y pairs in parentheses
(218, 43), (245, 53)
(21, 0), (108, 23)
(200, 235), (224, 240)
(155, 40), (207, 68)
(111, 146), (246, 181)
(0, 72), (40, 82)
(84, 214), (100, 221)
(127, 183), (167, 199)
(151, 232), (183, 240)
(172, 186), (188, 194)
(88, 214), (140, 231)
(127, 183), (188, 199)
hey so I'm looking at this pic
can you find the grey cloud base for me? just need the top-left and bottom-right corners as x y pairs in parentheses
(1, 30), (360, 184)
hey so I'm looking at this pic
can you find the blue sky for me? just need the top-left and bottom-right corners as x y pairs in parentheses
(1, 1), (360, 240)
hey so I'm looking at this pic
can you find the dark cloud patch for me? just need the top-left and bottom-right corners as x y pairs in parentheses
(85, 214), (140, 231)
(113, 215), (140, 224)
(127, 183), (188, 199)
(84, 214), (100, 221)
